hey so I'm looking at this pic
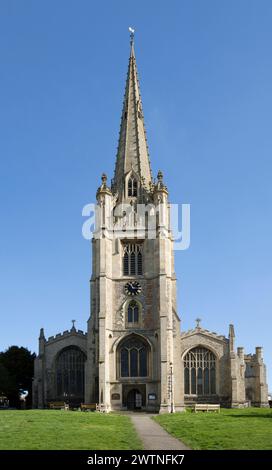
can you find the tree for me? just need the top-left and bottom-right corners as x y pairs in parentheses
(0, 362), (13, 395)
(0, 346), (36, 408)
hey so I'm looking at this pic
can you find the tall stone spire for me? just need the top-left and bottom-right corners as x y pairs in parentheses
(113, 30), (152, 196)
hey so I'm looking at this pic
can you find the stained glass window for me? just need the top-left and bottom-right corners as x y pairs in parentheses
(119, 336), (149, 378)
(184, 347), (216, 396)
(56, 347), (86, 402)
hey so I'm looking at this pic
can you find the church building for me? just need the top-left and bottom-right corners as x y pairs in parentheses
(33, 34), (268, 412)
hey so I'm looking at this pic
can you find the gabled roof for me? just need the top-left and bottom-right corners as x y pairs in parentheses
(181, 327), (228, 344)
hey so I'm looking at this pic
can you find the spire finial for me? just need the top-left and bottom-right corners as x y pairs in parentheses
(129, 26), (135, 47)
(195, 318), (202, 328)
(71, 319), (76, 331)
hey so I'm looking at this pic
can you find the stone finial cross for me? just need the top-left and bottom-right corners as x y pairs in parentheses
(195, 318), (201, 328)
(71, 319), (76, 329)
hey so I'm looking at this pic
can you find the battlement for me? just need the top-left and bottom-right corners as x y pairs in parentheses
(46, 329), (87, 343)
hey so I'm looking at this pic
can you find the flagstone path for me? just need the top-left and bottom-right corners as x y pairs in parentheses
(129, 413), (190, 450)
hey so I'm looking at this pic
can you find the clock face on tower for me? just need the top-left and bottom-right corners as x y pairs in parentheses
(124, 281), (142, 296)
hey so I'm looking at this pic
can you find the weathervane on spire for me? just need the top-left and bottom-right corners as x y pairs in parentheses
(129, 27), (135, 46)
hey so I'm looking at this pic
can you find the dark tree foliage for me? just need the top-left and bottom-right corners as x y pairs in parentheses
(0, 363), (13, 394)
(0, 346), (36, 408)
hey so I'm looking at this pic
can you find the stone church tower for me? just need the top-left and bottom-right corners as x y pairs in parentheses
(84, 33), (183, 412)
(33, 34), (268, 411)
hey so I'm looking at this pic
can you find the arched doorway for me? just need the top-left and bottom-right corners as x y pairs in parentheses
(122, 384), (146, 410)
(127, 389), (143, 410)
(117, 334), (150, 410)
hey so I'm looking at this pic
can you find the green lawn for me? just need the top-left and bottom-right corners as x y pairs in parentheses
(154, 408), (272, 450)
(0, 410), (142, 450)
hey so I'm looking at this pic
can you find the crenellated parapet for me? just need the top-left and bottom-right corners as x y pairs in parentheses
(45, 329), (87, 344)
(244, 347), (269, 407)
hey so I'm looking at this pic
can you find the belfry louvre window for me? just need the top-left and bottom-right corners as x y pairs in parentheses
(128, 177), (137, 197)
(123, 243), (143, 275)
(184, 347), (216, 396)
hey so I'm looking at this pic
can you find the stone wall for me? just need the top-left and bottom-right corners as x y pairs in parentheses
(33, 329), (87, 408)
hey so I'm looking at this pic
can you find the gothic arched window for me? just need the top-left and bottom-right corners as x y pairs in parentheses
(127, 300), (139, 324)
(123, 243), (143, 275)
(128, 177), (137, 197)
(56, 347), (86, 403)
(119, 336), (149, 378)
(184, 347), (216, 396)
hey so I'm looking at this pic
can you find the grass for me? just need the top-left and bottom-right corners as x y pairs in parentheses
(0, 410), (142, 450)
(154, 408), (272, 450)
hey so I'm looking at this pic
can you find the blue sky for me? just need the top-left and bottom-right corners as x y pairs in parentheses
(0, 1), (271, 390)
